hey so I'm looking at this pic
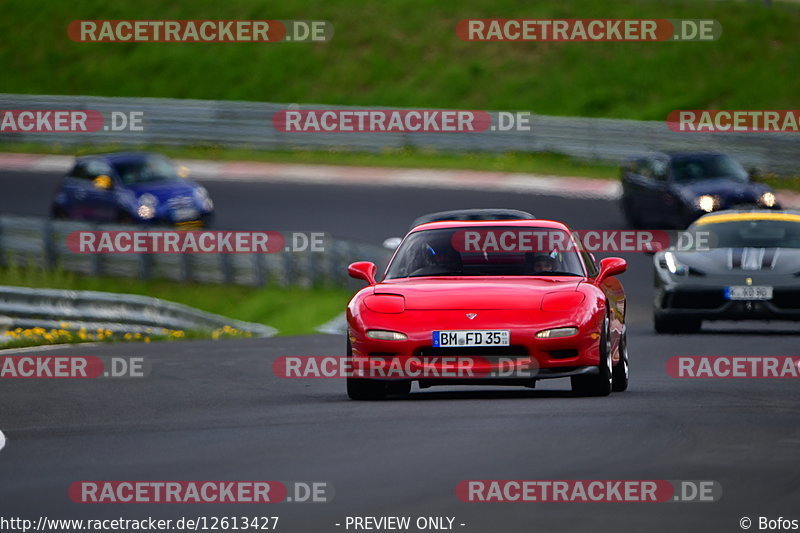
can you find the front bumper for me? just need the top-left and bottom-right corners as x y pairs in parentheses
(655, 285), (800, 321)
(349, 309), (605, 382)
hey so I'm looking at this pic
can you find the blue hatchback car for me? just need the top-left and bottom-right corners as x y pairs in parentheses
(51, 152), (214, 226)
(620, 152), (780, 228)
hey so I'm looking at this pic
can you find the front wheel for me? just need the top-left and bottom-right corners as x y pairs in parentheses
(612, 328), (629, 392)
(571, 315), (612, 397)
(347, 378), (388, 400)
(621, 197), (642, 229)
(345, 336), (388, 400)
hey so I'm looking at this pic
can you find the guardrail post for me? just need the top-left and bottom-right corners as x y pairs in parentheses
(42, 219), (56, 270)
(180, 253), (192, 282)
(139, 253), (152, 280)
(220, 253), (233, 284)
(0, 217), (5, 268)
(90, 223), (102, 276)
(254, 253), (267, 287)
(282, 251), (295, 286)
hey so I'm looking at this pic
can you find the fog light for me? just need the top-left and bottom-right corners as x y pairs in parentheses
(366, 330), (408, 341)
(536, 327), (578, 339)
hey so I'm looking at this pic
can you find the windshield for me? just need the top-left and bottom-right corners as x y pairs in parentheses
(671, 154), (748, 183)
(114, 155), (181, 185)
(686, 219), (800, 249)
(385, 227), (586, 279)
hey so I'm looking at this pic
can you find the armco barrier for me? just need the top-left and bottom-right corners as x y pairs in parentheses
(0, 285), (276, 337)
(0, 93), (797, 174)
(0, 215), (389, 289)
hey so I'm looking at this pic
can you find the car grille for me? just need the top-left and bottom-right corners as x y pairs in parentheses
(415, 346), (529, 358)
(167, 196), (194, 208)
(666, 290), (726, 309)
(548, 349), (579, 359)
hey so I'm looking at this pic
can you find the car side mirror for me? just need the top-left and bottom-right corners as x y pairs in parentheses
(93, 175), (113, 190)
(596, 257), (627, 284)
(348, 261), (377, 285)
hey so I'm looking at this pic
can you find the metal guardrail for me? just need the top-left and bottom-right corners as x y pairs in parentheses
(0, 215), (388, 289)
(0, 285), (277, 337)
(1, 93), (798, 175)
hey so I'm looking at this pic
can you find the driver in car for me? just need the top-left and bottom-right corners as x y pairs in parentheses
(408, 238), (463, 276)
(529, 253), (559, 274)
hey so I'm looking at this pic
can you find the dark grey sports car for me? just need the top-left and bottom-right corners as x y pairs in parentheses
(653, 209), (800, 333)
(621, 152), (780, 229)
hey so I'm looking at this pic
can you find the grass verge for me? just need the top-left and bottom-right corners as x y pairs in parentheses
(1, 0), (799, 120)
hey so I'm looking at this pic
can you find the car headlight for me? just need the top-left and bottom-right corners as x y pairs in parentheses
(366, 330), (407, 341)
(758, 191), (777, 208)
(535, 327), (578, 339)
(696, 195), (720, 213)
(663, 251), (688, 275)
(137, 193), (158, 220)
(194, 186), (214, 210)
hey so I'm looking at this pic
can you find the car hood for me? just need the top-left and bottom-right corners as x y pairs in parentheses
(374, 277), (583, 310)
(670, 248), (800, 276)
(126, 180), (200, 200)
(678, 178), (768, 200)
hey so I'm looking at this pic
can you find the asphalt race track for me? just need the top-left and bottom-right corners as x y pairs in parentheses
(1, 169), (799, 532)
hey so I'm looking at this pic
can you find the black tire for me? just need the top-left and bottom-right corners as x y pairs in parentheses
(612, 328), (629, 392)
(621, 197), (642, 229)
(654, 314), (701, 334)
(51, 205), (68, 220)
(345, 337), (388, 401)
(387, 380), (412, 395)
(347, 378), (389, 400)
(571, 314), (612, 397)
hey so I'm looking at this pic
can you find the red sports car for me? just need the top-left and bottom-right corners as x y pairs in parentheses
(345, 219), (629, 400)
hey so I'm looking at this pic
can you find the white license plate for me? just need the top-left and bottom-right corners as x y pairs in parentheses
(172, 207), (199, 221)
(433, 330), (510, 347)
(725, 286), (773, 301)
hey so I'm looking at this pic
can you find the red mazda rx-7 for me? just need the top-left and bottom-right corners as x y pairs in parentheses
(345, 219), (628, 400)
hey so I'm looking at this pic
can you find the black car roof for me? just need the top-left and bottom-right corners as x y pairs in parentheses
(409, 208), (535, 229)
